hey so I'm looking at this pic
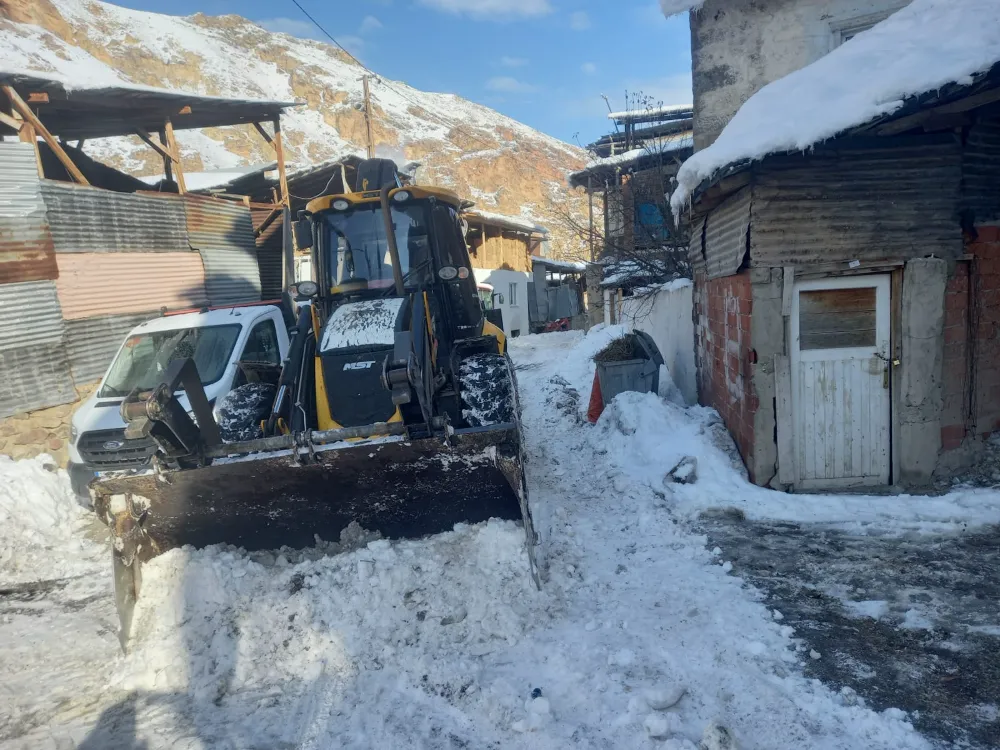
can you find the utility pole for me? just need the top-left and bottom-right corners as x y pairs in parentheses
(362, 75), (375, 159)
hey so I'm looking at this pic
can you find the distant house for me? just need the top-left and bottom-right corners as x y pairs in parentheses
(462, 210), (548, 338)
(665, 0), (1000, 489)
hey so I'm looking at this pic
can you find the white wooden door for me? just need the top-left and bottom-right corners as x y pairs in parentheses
(790, 275), (891, 488)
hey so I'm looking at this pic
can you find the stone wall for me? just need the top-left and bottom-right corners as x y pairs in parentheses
(0, 383), (96, 467)
(690, 0), (912, 151)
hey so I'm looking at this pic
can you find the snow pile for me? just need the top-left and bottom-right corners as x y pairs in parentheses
(659, 0), (706, 17)
(671, 0), (1000, 212)
(0, 455), (105, 583)
(320, 297), (404, 351)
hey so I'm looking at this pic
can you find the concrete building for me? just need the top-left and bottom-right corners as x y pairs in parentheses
(666, 1), (1000, 489)
(689, 0), (911, 150)
(463, 210), (547, 338)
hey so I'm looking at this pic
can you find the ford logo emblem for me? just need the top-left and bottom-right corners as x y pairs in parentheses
(103, 440), (125, 450)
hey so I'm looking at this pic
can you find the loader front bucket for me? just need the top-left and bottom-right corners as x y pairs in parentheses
(92, 423), (537, 646)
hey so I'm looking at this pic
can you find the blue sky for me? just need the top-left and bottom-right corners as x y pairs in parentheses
(115, 0), (693, 148)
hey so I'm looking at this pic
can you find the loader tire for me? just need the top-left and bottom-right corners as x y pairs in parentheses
(218, 383), (276, 443)
(459, 353), (515, 427)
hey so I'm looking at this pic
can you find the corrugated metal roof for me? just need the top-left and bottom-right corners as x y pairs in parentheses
(0, 142), (57, 283)
(0, 280), (67, 351)
(65, 310), (158, 386)
(750, 137), (962, 267)
(0, 280), (76, 417)
(964, 117), (1000, 225)
(55, 252), (207, 319)
(250, 204), (284, 299)
(185, 196), (262, 305)
(41, 181), (189, 253)
(703, 187), (750, 280)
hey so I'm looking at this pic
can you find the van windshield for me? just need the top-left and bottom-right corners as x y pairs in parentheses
(99, 324), (242, 398)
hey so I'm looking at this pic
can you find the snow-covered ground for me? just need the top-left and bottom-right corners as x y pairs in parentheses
(7, 328), (1000, 748)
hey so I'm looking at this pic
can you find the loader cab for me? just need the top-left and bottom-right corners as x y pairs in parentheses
(306, 187), (485, 348)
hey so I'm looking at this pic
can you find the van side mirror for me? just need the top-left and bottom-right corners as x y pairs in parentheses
(293, 220), (313, 250)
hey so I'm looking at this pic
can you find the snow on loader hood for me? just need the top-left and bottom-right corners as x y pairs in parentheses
(320, 297), (405, 351)
(670, 0), (1000, 214)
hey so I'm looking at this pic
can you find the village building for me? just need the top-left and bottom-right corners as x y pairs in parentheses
(0, 70), (296, 463)
(665, 0), (1000, 489)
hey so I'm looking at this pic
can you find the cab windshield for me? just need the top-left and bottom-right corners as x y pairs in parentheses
(323, 203), (431, 292)
(98, 324), (242, 398)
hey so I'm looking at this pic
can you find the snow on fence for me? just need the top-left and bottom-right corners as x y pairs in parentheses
(619, 280), (697, 405)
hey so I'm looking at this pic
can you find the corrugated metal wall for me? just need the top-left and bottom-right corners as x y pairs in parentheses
(0, 142), (57, 283)
(703, 187), (751, 279)
(185, 196), (262, 305)
(688, 217), (706, 274)
(41, 182), (189, 253)
(965, 117), (1000, 225)
(751, 136), (963, 267)
(55, 252), (207, 319)
(0, 281), (77, 418)
(65, 310), (158, 386)
(250, 204), (283, 299)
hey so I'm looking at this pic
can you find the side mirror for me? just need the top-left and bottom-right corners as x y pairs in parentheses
(494, 293), (504, 305)
(293, 220), (313, 250)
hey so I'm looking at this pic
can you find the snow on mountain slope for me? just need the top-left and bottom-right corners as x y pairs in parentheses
(0, 0), (589, 257)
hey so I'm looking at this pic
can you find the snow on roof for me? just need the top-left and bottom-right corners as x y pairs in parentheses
(606, 103), (693, 121)
(659, 0), (706, 17)
(133, 304), (277, 334)
(532, 256), (587, 273)
(670, 0), (1000, 214)
(601, 259), (678, 288)
(570, 132), (694, 186)
(140, 164), (276, 192)
(464, 209), (548, 235)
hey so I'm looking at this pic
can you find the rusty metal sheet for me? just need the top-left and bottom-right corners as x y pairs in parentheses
(751, 136), (963, 267)
(65, 310), (160, 387)
(250, 203), (283, 299)
(41, 181), (189, 253)
(0, 142), (57, 283)
(55, 252), (207, 320)
(703, 187), (750, 280)
(184, 196), (261, 305)
(0, 280), (76, 418)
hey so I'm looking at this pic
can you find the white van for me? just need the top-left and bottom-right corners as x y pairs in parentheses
(67, 304), (290, 495)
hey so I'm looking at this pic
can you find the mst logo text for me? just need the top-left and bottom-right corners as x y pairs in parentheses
(343, 361), (376, 371)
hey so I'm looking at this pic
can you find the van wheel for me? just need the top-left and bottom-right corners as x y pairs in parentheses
(459, 353), (514, 427)
(217, 383), (276, 442)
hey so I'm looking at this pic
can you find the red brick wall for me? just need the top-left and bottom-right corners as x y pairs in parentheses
(694, 270), (757, 477)
(940, 225), (1000, 452)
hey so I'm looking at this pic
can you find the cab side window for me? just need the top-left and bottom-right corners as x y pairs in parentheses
(242, 319), (280, 365)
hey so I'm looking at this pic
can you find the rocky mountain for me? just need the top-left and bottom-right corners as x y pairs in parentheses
(0, 0), (589, 258)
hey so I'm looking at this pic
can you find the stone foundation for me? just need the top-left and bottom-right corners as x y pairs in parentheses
(0, 382), (97, 467)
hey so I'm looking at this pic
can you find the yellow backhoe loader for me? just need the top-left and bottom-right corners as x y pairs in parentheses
(91, 159), (538, 645)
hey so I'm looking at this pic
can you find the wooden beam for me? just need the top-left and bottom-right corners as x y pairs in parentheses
(254, 207), (282, 238)
(162, 117), (186, 193)
(178, 105), (192, 115)
(3, 85), (87, 185)
(253, 121), (274, 146)
(135, 127), (174, 162)
(0, 110), (20, 131)
(26, 92), (49, 104)
(158, 129), (173, 184)
(774, 354), (795, 485)
(272, 117), (289, 207)
(876, 86), (1000, 136)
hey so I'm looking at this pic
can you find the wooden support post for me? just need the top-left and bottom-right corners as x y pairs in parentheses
(162, 118), (185, 193)
(271, 117), (289, 207)
(253, 121), (274, 145)
(0, 110), (21, 131)
(157, 129), (174, 184)
(362, 75), (375, 159)
(3, 85), (86, 184)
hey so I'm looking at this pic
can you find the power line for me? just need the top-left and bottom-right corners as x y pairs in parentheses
(284, 0), (498, 153)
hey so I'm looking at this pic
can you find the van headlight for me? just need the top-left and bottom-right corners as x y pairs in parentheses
(69, 423), (79, 443)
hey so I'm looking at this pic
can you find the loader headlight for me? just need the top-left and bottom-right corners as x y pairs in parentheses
(296, 280), (318, 298)
(332, 199), (350, 211)
(392, 190), (411, 203)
